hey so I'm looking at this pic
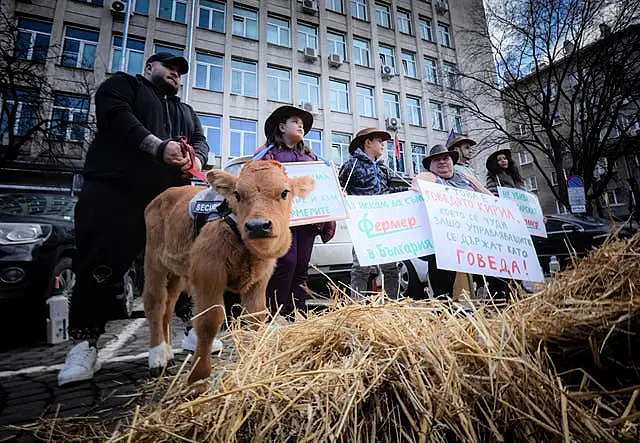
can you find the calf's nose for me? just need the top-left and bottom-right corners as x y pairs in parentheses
(244, 219), (273, 238)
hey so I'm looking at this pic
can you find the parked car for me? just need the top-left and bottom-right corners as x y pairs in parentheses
(0, 192), (138, 346)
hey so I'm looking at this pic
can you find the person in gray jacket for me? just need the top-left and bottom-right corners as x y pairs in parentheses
(339, 127), (403, 300)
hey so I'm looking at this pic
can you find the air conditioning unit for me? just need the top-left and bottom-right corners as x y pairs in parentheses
(301, 0), (318, 14)
(109, 0), (127, 15)
(381, 64), (395, 79)
(385, 117), (400, 130)
(328, 53), (343, 67)
(303, 46), (318, 62)
(300, 102), (317, 114)
(434, 0), (449, 13)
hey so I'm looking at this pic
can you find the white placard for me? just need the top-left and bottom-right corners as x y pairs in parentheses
(283, 161), (348, 226)
(497, 187), (547, 238)
(418, 180), (544, 282)
(344, 191), (435, 266)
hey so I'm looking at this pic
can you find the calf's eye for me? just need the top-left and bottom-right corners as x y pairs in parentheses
(233, 191), (241, 202)
(281, 189), (290, 200)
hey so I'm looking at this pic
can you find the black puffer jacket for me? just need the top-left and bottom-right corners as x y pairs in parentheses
(83, 72), (209, 198)
(338, 149), (403, 196)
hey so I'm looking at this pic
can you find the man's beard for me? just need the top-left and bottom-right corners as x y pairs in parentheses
(152, 73), (179, 96)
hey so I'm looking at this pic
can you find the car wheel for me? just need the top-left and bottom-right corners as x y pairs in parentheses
(113, 268), (135, 319)
(398, 260), (421, 298)
(53, 257), (76, 302)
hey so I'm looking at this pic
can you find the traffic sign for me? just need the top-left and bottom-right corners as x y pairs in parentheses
(567, 175), (584, 188)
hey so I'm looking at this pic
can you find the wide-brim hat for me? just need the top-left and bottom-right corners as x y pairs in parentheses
(146, 52), (189, 75)
(422, 144), (459, 169)
(348, 127), (392, 155)
(447, 135), (477, 150)
(485, 148), (512, 169)
(264, 105), (313, 138)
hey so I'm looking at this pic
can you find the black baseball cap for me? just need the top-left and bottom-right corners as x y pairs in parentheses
(146, 52), (189, 75)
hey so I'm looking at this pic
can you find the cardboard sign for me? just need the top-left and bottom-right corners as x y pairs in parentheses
(282, 161), (348, 226)
(497, 187), (547, 238)
(418, 180), (544, 282)
(344, 191), (435, 266)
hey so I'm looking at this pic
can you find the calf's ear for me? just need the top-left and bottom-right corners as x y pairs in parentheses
(291, 176), (315, 199)
(206, 169), (237, 199)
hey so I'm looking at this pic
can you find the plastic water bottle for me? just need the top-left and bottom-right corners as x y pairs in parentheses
(46, 277), (69, 344)
(549, 256), (560, 277)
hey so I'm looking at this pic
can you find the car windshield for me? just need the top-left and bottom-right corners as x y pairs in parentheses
(563, 214), (609, 227)
(0, 193), (75, 221)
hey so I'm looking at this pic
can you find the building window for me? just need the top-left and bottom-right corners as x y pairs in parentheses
(267, 66), (291, 103)
(132, 0), (150, 14)
(298, 23), (318, 51)
(267, 16), (290, 47)
(443, 62), (458, 89)
(158, 0), (187, 23)
(383, 91), (400, 119)
(401, 51), (418, 78)
(229, 118), (257, 157)
(407, 96), (422, 126)
(0, 89), (39, 137)
(375, 3), (392, 28)
(438, 23), (453, 48)
(232, 7), (258, 39)
(430, 102), (444, 131)
(518, 151), (533, 165)
(356, 85), (375, 118)
(523, 176), (538, 192)
(62, 27), (99, 69)
(552, 112), (562, 126)
(198, 114), (221, 161)
(411, 143), (427, 174)
(298, 72), (321, 108)
(154, 44), (184, 56)
(418, 17), (432, 41)
(329, 79), (350, 113)
(51, 94), (89, 142)
(231, 59), (257, 97)
(379, 45), (396, 70)
(327, 0), (344, 14)
(195, 52), (223, 92)
(303, 129), (323, 154)
(327, 31), (347, 61)
(351, 0), (368, 21)
(555, 200), (569, 214)
(424, 57), (439, 84)
(449, 105), (464, 134)
(603, 188), (624, 207)
(397, 10), (412, 34)
(551, 171), (558, 185)
(198, 0), (225, 32)
(16, 18), (52, 63)
(110, 36), (144, 75)
(332, 133), (351, 165)
(353, 38), (370, 67)
(386, 140), (405, 174)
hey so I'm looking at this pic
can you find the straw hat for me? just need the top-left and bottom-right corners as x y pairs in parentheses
(264, 105), (313, 138)
(422, 144), (459, 169)
(348, 127), (392, 155)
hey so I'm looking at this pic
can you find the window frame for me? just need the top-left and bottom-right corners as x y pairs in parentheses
(16, 17), (52, 62)
(418, 16), (432, 41)
(383, 91), (400, 119)
(326, 0), (345, 14)
(194, 52), (224, 92)
(61, 26), (99, 69)
(386, 140), (406, 175)
(332, 132), (351, 166)
(396, 9), (412, 35)
(351, 0), (368, 21)
(424, 57), (439, 84)
(110, 36), (145, 75)
(356, 84), (375, 118)
(198, 114), (222, 160)
(297, 22), (319, 51)
(401, 51), (418, 78)
(51, 93), (90, 142)
(411, 142), (428, 174)
(329, 78), (350, 113)
(231, 59), (258, 97)
(158, 0), (187, 23)
(232, 6), (258, 40)
(407, 95), (423, 126)
(198, 0), (226, 32)
(266, 15), (290, 47)
(379, 44), (396, 70)
(524, 176), (538, 192)
(375, 3), (392, 28)
(438, 23), (453, 48)
(327, 31), (347, 61)
(229, 118), (257, 158)
(518, 151), (533, 165)
(353, 38), (371, 67)
(298, 72), (321, 108)
(266, 65), (292, 103)
(430, 101), (445, 131)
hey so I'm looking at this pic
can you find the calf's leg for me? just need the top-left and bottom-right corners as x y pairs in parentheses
(143, 260), (172, 375)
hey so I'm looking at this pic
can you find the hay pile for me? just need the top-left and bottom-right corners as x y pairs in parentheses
(42, 234), (640, 441)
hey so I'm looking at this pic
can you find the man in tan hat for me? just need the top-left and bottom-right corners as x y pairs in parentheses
(447, 135), (478, 179)
(338, 127), (403, 300)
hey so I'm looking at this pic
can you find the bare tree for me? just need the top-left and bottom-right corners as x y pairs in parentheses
(0, 8), (96, 171)
(454, 0), (640, 213)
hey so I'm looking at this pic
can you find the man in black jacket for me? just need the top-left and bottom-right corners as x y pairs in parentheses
(58, 53), (209, 386)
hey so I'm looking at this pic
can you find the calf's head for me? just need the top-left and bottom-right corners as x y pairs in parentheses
(206, 160), (315, 258)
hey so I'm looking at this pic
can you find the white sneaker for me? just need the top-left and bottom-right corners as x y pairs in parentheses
(58, 341), (101, 386)
(181, 328), (223, 354)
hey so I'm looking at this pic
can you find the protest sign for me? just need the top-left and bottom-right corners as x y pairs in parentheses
(344, 191), (435, 266)
(282, 161), (348, 226)
(417, 180), (544, 282)
(497, 187), (547, 238)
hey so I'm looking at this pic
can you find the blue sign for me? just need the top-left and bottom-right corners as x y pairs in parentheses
(567, 176), (584, 188)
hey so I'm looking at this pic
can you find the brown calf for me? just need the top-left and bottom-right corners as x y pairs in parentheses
(143, 160), (314, 383)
